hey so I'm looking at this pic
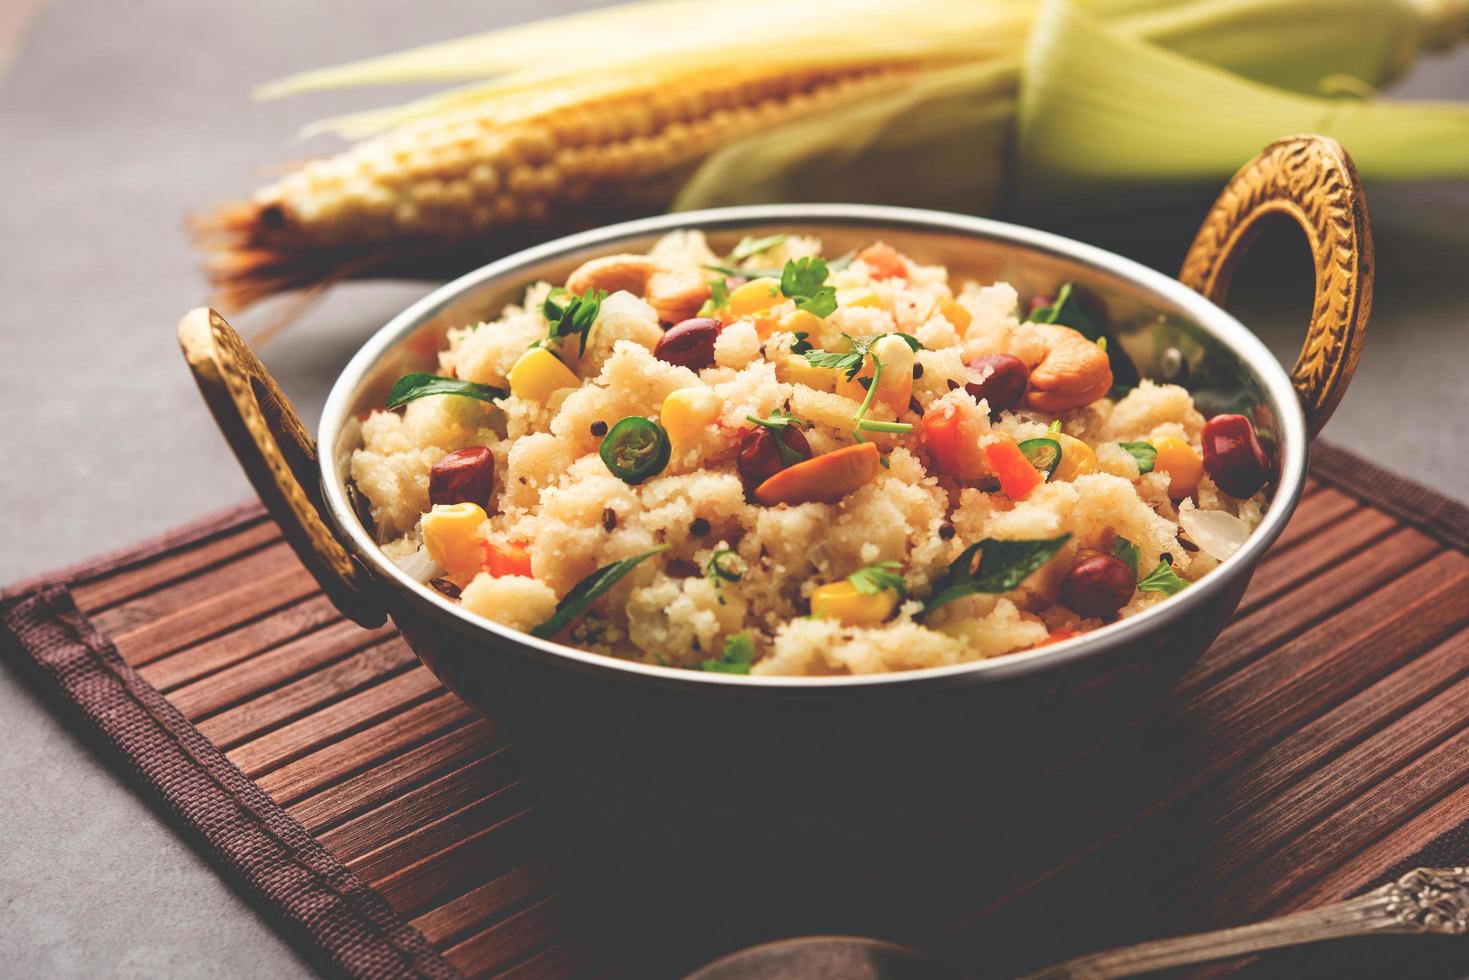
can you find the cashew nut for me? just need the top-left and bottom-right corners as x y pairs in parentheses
(564, 254), (710, 324)
(1018, 322), (1113, 412)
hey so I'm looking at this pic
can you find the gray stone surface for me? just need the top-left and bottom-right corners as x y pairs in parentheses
(0, 0), (1464, 975)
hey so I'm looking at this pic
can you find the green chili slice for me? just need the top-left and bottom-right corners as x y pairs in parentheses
(599, 417), (671, 484)
(1018, 437), (1062, 481)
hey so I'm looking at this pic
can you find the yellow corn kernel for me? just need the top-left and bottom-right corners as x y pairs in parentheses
(422, 502), (487, 577)
(778, 309), (822, 335)
(726, 277), (783, 317)
(1053, 433), (1096, 481)
(778, 359), (838, 392)
(938, 297), (972, 331)
(1152, 436), (1204, 498)
(811, 580), (899, 626)
(871, 334), (915, 412)
(508, 347), (579, 402)
(660, 386), (722, 445)
(837, 287), (882, 309)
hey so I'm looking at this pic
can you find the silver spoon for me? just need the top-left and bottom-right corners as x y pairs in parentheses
(686, 866), (1469, 979)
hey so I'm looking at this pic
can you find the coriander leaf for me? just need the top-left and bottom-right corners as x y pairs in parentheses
(531, 546), (666, 638)
(921, 535), (1071, 618)
(543, 287), (606, 354)
(780, 257), (837, 318)
(729, 233), (787, 263)
(746, 408), (810, 431)
(1119, 441), (1157, 474)
(804, 345), (865, 380)
(848, 560), (906, 599)
(700, 632), (755, 674)
(1113, 536), (1141, 579)
(387, 373), (506, 410)
(1138, 556), (1190, 596)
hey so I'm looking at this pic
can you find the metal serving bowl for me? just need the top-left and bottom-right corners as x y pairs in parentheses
(179, 135), (1371, 785)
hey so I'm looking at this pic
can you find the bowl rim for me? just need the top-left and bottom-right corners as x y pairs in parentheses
(319, 203), (1308, 690)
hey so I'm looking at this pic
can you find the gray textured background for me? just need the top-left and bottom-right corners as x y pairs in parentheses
(0, 0), (1465, 975)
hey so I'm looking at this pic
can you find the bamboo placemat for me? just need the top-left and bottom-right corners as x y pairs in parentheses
(3, 443), (1468, 980)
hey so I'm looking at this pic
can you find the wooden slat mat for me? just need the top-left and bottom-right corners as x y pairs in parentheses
(3, 443), (1469, 980)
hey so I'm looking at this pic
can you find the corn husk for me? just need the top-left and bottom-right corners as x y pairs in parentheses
(196, 0), (1469, 314)
(1015, 0), (1469, 212)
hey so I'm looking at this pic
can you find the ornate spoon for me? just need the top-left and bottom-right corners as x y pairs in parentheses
(687, 866), (1469, 980)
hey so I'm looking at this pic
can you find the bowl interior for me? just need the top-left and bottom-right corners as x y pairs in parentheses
(319, 205), (1307, 688)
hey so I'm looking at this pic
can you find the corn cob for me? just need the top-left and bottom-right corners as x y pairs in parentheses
(196, 61), (929, 309)
(196, 0), (1469, 314)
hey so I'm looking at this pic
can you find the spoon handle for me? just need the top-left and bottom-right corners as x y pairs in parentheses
(1019, 866), (1469, 980)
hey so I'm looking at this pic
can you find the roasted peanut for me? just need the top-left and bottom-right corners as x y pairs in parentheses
(565, 254), (709, 324)
(1019, 323), (1113, 412)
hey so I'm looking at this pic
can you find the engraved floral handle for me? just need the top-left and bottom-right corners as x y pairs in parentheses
(178, 307), (387, 628)
(1179, 134), (1373, 438)
(1020, 867), (1469, 980)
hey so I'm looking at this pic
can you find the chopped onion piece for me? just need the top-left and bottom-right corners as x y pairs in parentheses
(1179, 506), (1250, 562)
(394, 544), (443, 583)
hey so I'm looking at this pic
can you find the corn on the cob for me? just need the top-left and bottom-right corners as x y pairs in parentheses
(195, 0), (1469, 314)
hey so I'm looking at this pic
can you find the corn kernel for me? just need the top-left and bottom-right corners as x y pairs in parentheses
(660, 386), (723, 446)
(778, 359), (838, 392)
(811, 580), (899, 626)
(938, 297), (972, 331)
(1152, 436), (1204, 498)
(422, 502), (488, 577)
(871, 334), (915, 412)
(508, 347), (579, 402)
(1053, 433), (1096, 481)
(778, 309), (822, 335)
(837, 287), (882, 309)
(726, 277), (783, 317)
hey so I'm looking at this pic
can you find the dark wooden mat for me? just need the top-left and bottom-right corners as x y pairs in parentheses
(3, 443), (1468, 980)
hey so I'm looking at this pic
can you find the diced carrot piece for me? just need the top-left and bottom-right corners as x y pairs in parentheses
(985, 436), (1044, 500)
(754, 443), (881, 505)
(920, 405), (986, 480)
(481, 540), (533, 578)
(857, 242), (908, 280)
(1039, 626), (1082, 647)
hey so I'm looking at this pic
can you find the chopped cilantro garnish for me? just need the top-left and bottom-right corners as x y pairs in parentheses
(848, 561), (906, 599)
(780, 257), (837, 318)
(542, 287), (606, 354)
(1138, 556), (1190, 596)
(746, 408), (810, 431)
(700, 632), (755, 674)
(803, 333), (921, 440)
(920, 535), (1071, 618)
(1119, 441), (1158, 474)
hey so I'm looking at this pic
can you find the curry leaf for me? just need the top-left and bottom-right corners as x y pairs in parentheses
(387, 373), (506, 409)
(921, 535), (1071, 617)
(1113, 536), (1141, 579)
(531, 547), (666, 638)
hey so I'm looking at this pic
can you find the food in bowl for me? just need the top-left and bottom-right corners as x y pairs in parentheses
(349, 231), (1273, 676)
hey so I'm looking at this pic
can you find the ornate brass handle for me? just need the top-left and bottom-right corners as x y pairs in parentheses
(177, 308), (386, 628)
(1180, 134), (1373, 438)
(1021, 866), (1469, 980)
